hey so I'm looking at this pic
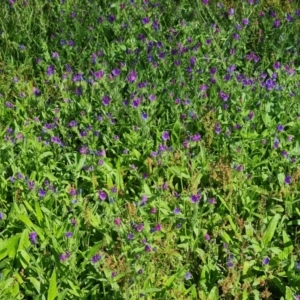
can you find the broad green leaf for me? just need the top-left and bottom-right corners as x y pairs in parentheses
(7, 234), (21, 258)
(18, 250), (31, 269)
(35, 200), (44, 225)
(48, 269), (58, 300)
(207, 286), (219, 300)
(27, 276), (40, 293)
(262, 214), (281, 247)
(285, 286), (293, 300)
(282, 230), (293, 257)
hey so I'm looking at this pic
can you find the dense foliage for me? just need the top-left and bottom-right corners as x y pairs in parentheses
(1, 0), (300, 299)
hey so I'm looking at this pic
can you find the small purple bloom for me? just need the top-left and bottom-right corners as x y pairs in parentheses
(162, 131), (170, 141)
(185, 272), (192, 280)
(114, 218), (121, 227)
(112, 68), (120, 76)
(190, 194), (201, 203)
(155, 223), (162, 232)
(38, 189), (46, 197)
(29, 232), (37, 245)
(98, 190), (107, 201)
(127, 70), (137, 83)
(174, 207), (180, 215)
(262, 257), (270, 265)
(128, 232), (134, 240)
(277, 124), (284, 132)
(102, 95), (111, 106)
(142, 17), (150, 25)
(91, 253), (101, 263)
(65, 232), (73, 238)
(0, 212), (4, 220)
(284, 175), (291, 185)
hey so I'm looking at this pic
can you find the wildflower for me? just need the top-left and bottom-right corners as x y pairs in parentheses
(111, 271), (117, 278)
(128, 232), (134, 240)
(185, 272), (192, 279)
(142, 17), (150, 25)
(98, 190), (107, 201)
(277, 124), (284, 132)
(46, 65), (55, 76)
(65, 232), (73, 238)
(102, 96), (111, 106)
(91, 254), (101, 263)
(38, 189), (46, 197)
(136, 224), (144, 232)
(138, 268), (143, 274)
(262, 257), (270, 265)
(0, 212), (4, 220)
(285, 175), (291, 185)
(190, 194), (201, 203)
(114, 218), (121, 227)
(155, 223), (162, 231)
(162, 131), (170, 141)
(127, 70), (137, 83)
(205, 233), (210, 241)
(112, 68), (120, 76)
(174, 207), (180, 215)
(29, 232), (37, 245)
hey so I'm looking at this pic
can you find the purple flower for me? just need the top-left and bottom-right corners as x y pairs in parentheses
(102, 96), (111, 106)
(284, 175), (291, 185)
(149, 94), (156, 101)
(219, 91), (229, 101)
(277, 124), (284, 132)
(205, 233), (210, 241)
(91, 253), (101, 263)
(155, 223), (162, 232)
(273, 62), (281, 70)
(0, 212), (4, 220)
(142, 17), (150, 25)
(136, 223), (144, 232)
(94, 70), (105, 80)
(228, 8), (234, 16)
(202, 0), (209, 4)
(114, 218), (121, 227)
(192, 134), (201, 141)
(68, 120), (77, 127)
(273, 19), (280, 28)
(65, 232), (73, 238)
(128, 232), (134, 240)
(29, 232), (37, 245)
(112, 68), (120, 76)
(162, 131), (170, 141)
(190, 194), (201, 203)
(46, 65), (55, 76)
(127, 70), (137, 83)
(98, 190), (107, 201)
(38, 189), (46, 197)
(174, 207), (180, 215)
(262, 257), (270, 265)
(242, 19), (249, 26)
(138, 268), (143, 275)
(185, 272), (192, 279)
(215, 123), (222, 134)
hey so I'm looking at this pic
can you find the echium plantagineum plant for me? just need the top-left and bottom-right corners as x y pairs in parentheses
(0, 0), (300, 299)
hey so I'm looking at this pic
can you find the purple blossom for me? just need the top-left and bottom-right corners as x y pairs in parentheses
(185, 272), (192, 279)
(94, 70), (105, 80)
(0, 212), (4, 220)
(114, 218), (121, 227)
(162, 131), (170, 141)
(127, 70), (137, 83)
(102, 95), (111, 106)
(155, 223), (162, 231)
(29, 232), (37, 245)
(277, 124), (284, 132)
(112, 68), (120, 76)
(38, 189), (46, 197)
(98, 190), (107, 201)
(91, 253), (101, 263)
(65, 232), (73, 238)
(174, 207), (180, 215)
(46, 65), (55, 76)
(190, 194), (201, 203)
(142, 17), (150, 25)
(262, 257), (270, 265)
(284, 175), (291, 185)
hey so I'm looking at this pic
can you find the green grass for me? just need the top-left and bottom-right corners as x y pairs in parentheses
(0, 0), (300, 299)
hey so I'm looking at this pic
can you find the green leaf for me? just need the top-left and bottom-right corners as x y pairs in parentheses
(18, 250), (31, 269)
(27, 277), (40, 293)
(35, 200), (44, 225)
(282, 230), (293, 258)
(262, 214), (281, 247)
(48, 269), (58, 300)
(7, 234), (21, 258)
(285, 286), (293, 300)
(76, 156), (86, 173)
(38, 151), (53, 161)
(207, 286), (219, 300)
